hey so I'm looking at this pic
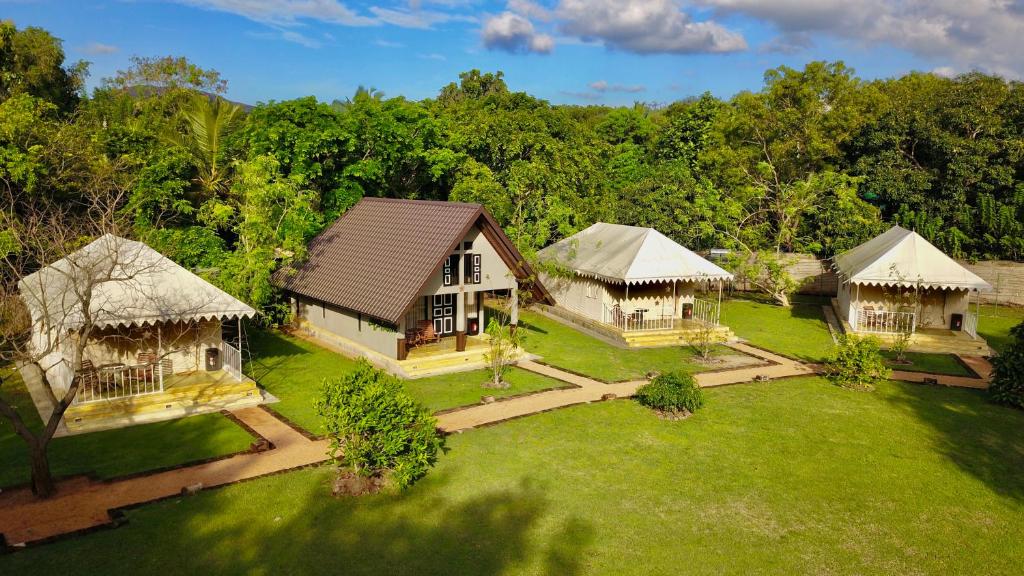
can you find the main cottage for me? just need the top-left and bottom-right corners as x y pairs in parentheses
(277, 198), (550, 377)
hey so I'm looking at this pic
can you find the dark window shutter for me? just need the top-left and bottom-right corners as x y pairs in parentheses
(464, 253), (482, 285)
(443, 254), (460, 286)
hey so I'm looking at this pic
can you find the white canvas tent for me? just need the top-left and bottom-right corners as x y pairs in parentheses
(539, 223), (733, 285)
(538, 223), (732, 332)
(19, 234), (256, 395)
(833, 226), (990, 338)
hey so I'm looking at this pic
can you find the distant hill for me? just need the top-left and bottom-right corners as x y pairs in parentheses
(122, 85), (254, 111)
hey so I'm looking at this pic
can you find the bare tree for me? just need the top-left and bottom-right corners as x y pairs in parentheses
(0, 184), (151, 498)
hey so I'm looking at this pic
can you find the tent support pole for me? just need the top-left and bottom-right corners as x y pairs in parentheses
(717, 280), (723, 326)
(157, 324), (164, 392)
(672, 281), (677, 329)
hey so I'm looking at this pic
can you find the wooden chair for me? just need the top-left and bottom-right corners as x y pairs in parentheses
(77, 359), (99, 395)
(134, 352), (157, 383)
(417, 320), (442, 345)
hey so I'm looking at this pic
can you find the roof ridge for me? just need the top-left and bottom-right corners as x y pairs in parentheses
(360, 197), (482, 209)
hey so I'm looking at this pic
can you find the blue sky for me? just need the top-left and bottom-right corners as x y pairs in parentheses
(3, 1), (1020, 106)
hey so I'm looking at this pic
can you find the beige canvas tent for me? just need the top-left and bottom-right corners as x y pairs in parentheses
(19, 234), (261, 433)
(537, 223), (734, 347)
(832, 226), (991, 353)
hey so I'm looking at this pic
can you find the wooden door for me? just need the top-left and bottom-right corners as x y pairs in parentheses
(431, 294), (456, 336)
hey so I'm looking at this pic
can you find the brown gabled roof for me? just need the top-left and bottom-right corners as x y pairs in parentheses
(277, 197), (551, 326)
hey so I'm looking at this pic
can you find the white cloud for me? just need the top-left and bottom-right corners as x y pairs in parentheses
(557, 0), (746, 54)
(507, 0), (553, 22)
(418, 52), (447, 60)
(482, 11), (555, 53)
(931, 65), (957, 78)
(589, 80), (646, 93)
(173, 0), (377, 27)
(374, 39), (406, 48)
(488, 0), (746, 56)
(370, 6), (473, 29)
(758, 31), (812, 54)
(701, 0), (1024, 77)
(82, 42), (119, 55)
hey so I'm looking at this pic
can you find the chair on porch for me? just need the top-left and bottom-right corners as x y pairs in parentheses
(861, 305), (878, 325)
(417, 320), (442, 345)
(78, 359), (100, 395)
(134, 352), (159, 383)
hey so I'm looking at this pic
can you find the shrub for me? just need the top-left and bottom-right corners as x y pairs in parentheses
(990, 321), (1024, 409)
(316, 360), (445, 491)
(635, 371), (704, 415)
(825, 335), (890, 391)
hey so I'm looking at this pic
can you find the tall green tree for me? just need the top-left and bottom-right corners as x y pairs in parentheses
(0, 21), (85, 114)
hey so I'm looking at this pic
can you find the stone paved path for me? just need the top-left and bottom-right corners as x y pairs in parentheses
(890, 355), (993, 390)
(0, 407), (329, 547)
(437, 342), (814, 433)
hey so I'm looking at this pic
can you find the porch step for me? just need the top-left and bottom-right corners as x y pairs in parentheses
(64, 379), (260, 431)
(401, 354), (488, 378)
(622, 327), (736, 348)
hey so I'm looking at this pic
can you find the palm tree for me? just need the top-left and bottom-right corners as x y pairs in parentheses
(162, 94), (243, 198)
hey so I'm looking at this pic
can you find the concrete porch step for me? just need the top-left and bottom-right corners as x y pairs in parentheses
(622, 327), (736, 348)
(65, 379), (260, 425)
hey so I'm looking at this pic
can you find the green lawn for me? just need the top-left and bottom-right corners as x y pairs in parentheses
(721, 295), (836, 361)
(247, 330), (564, 429)
(246, 329), (360, 435)
(0, 368), (254, 489)
(6, 376), (1024, 575)
(978, 304), (1024, 354)
(882, 351), (974, 377)
(406, 368), (566, 413)
(517, 309), (728, 382)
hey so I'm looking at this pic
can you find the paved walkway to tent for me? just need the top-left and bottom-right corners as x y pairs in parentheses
(436, 342), (815, 432)
(0, 407), (329, 548)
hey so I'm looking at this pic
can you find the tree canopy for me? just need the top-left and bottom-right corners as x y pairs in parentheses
(2, 20), (1023, 320)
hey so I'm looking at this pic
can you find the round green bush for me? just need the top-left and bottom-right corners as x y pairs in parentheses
(825, 335), (890, 391)
(635, 371), (704, 414)
(990, 321), (1024, 409)
(316, 360), (445, 490)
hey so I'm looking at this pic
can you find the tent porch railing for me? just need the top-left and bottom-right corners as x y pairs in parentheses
(74, 360), (167, 405)
(601, 298), (721, 333)
(852, 307), (916, 335)
(964, 311), (979, 339)
(222, 341), (244, 381)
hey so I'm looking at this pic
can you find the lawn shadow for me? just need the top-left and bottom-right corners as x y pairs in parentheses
(2, 472), (596, 576)
(244, 329), (318, 383)
(884, 382), (1024, 503)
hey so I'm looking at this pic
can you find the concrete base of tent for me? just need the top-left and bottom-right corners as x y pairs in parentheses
(294, 320), (537, 379)
(533, 304), (736, 349)
(24, 369), (268, 437)
(830, 299), (991, 356)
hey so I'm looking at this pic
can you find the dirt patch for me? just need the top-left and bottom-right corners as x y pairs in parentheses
(332, 471), (387, 497)
(701, 353), (769, 370)
(654, 408), (693, 421)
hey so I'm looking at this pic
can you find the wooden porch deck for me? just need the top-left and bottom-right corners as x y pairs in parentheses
(535, 304), (736, 349)
(830, 299), (991, 355)
(62, 370), (263, 435)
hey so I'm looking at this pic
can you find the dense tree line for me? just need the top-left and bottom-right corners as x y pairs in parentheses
(2, 22), (1023, 319)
